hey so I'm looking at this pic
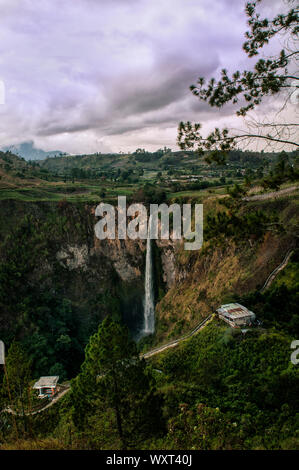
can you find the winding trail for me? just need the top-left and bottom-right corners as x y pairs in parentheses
(243, 185), (298, 202)
(4, 386), (71, 416)
(260, 249), (293, 293)
(141, 314), (213, 359)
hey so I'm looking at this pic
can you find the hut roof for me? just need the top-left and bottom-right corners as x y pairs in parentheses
(33, 376), (59, 389)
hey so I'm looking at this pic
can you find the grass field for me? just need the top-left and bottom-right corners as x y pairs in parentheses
(0, 181), (137, 202)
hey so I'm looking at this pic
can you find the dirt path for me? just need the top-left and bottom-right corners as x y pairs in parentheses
(30, 387), (71, 415)
(260, 249), (293, 293)
(142, 314), (213, 359)
(243, 185), (298, 202)
(3, 386), (71, 416)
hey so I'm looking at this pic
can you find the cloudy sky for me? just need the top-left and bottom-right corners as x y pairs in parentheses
(0, 0), (296, 154)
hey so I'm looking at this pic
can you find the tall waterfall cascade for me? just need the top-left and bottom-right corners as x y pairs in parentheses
(143, 216), (155, 335)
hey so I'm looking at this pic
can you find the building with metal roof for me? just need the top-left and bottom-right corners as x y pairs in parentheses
(216, 303), (255, 328)
(33, 376), (59, 398)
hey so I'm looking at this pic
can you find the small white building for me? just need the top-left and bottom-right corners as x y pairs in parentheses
(216, 303), (255, 328)
(33, 376), (59, 398)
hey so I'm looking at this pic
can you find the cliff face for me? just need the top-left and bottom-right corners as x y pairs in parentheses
(156, 239), (178, 289)
(0, 200), (176, 341)
(53, 234), (148, 335)
(52, 234), (182, 336)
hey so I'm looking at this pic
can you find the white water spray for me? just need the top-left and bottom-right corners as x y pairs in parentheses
(143, 216), (155, 335)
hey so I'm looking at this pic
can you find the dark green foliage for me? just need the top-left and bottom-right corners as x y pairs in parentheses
(132, 148), (169, 163)
(261, 152), (299, 190)
(71, 317), (164, 449)
(2, 342), (32, 407)
(205, 208), (280, 242)
(0, 202), (140, 379)
(20, 295), (83, 380)
(0, 216), (84, 379)
(0, 212), (91, 379)
(1, 342), (33, 438)
(130, 183), (167, 204)
(152, 321), (299, 449)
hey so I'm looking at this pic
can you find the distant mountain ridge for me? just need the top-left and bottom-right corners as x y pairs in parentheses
(1, 141), (65, 161)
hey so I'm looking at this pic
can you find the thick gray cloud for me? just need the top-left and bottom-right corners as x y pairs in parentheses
(0, 0), (293, 153)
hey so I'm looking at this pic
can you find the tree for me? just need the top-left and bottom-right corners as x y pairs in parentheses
(178, 0), (299, 162)
(71, 317), (164, 449)
(2, 342), (32, 435)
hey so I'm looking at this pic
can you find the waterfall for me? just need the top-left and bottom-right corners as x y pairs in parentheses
(143, 215), (155, 335)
